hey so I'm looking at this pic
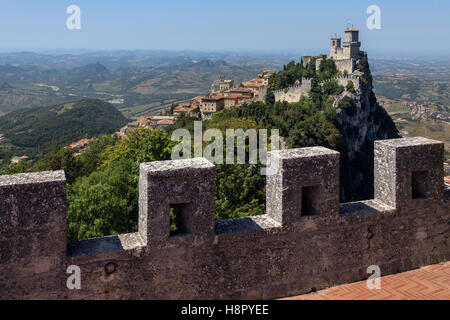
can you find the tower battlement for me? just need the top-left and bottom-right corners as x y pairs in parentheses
(274, 76), (361, 103)
(303, 27), (363, 76)
(330, 27), (361, 62)
(274, 78), (313, 103)
(0, 137), (448, 300)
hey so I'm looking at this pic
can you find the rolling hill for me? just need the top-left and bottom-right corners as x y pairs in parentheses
(0, 99), (128, 162)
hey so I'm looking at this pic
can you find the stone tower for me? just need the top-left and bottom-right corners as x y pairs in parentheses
(302, 55), (312, 67)
(218, 74), (233, 92)
(343, 28), (361, 60)
(329, 36), (343, 60)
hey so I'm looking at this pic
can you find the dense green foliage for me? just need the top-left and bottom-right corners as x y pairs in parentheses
(266, 57), (342, 111)
(338, 96), (358, 115)
(346, 81), (356, 93)
(1, 129), (176, 241)
(67, 129), (175, 240)
(0, 99), (127, 161)
(0, 135), (117, 184)
(268, 57), (340, 92)
(67, 159), (139, 240)
(168, 115), (267, 219)
(212, 100), (343, 151)
(269, 59), (315, 92)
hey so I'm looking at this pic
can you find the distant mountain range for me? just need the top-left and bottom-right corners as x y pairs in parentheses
(0, 51), (295, 117)
(0, 62), (113, 83)
(0, 51), (448, 120)
(0, 82), (13, 90)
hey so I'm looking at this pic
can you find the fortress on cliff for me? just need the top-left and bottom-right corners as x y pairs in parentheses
(275, 27), (365, 103)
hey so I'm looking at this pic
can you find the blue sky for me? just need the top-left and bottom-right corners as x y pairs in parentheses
(0, 0), (449, 56)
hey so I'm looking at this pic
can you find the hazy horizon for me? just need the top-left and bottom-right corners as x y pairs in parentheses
(1, 0), (449, 56)
(0, 48), (448, 62)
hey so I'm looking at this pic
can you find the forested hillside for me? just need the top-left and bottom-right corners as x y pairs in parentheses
(0, 99), (128, 161)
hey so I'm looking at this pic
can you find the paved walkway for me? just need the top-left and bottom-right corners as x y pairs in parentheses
(285, 262), (450, 300)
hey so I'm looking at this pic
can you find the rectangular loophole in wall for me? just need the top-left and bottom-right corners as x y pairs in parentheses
(301, 185), (320, 216)
(411, 171), (429, 199)
(170, 204), (192, 236)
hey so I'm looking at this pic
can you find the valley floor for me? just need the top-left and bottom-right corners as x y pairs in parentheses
(379, 95), (450, 159)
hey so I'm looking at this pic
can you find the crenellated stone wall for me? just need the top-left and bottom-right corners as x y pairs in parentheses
(324, 75), (361, 92)
(275, 76), (360, 103)
(0, 137), (449, 300)
(334, 58), (356, 75)
(274, 78), (312, 103)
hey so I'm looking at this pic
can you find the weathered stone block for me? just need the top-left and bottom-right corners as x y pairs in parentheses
(374, 137), (444, 208)
(266, 147), (340, 227)
(139, 158), (215, 247)
(0, 171), (66, 275)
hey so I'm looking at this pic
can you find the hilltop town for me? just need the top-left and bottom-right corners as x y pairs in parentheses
(124, 27), (367, 134)
(274, 28), (364, 104)
(119, 69), (275, 134)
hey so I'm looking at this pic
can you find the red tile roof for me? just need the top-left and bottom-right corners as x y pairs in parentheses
(157, 119), (174, 125)
(69, 138), (90, 149)
(77, 139), (89, 147)
(190, 96), (204, 102)
(242, 78), (265, 88)
(137, 118), (151, 126)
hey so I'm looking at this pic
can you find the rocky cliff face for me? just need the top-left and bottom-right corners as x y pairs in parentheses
(337, 52), (399, 202)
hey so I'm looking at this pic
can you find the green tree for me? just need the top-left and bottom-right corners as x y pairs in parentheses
(67, 159), (139, 241)
(32, 147), (80, 184)
(75, 135), (118, 179)
(100, 128), (175, 173)
(346, 81), (356, 93)
(214, 163), (265, 220)
(317, 58), (339, 82)
(265, 89), (275, 105)
(67, 128), (176, 241)
(323, 80), (344, 96)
